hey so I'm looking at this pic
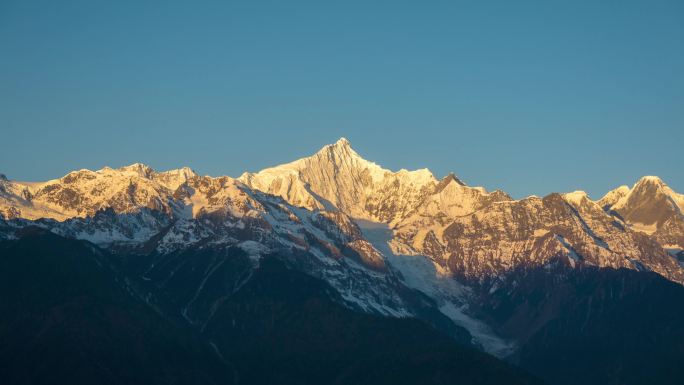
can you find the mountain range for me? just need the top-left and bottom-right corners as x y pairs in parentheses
(2, 138), (683, 385)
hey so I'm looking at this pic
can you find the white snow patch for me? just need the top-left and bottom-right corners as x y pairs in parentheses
(555, 235), (580, 268)
(563, 191), (591, 206)
(356, 219), (515, 357)
(238, 240), (270, 260)
(439, 302), (516, 357)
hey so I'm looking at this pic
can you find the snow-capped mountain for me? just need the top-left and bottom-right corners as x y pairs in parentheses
(600, 176), (684, 260)
(0, 161), (462, 345)
(0, 164), (194, 221)
(238, 137), (444, 223)
(238, 138), (684, 285)
(2, 138), (684, 359)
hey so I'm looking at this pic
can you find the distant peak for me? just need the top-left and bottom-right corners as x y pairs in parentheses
(320, 137), (355, 154)
(444, 172), (466, 186)
(563, 190), (591, 205)
(161, 166), (197, 177)
(598, 185), (631, 208)
(119, 162), (151, 170)
(630, 176), (670, 195)
(317, 137), (365, 162)
(335, 137), (351, 146)
(397, 167), (435, 178)
(636, 176), (665, 186)
(117, 163), (155, 178)
(434, 172), (466, 193)
(153, 166), (198, 190)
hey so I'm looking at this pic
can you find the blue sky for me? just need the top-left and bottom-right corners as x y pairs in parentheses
(1, 0), (682, 198)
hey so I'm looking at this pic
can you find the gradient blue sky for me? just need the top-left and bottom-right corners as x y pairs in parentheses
(1, 0), (682, 198)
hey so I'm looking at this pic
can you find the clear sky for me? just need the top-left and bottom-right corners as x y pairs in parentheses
(1, 0), (682, 199)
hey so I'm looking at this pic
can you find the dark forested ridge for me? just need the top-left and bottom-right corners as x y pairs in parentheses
(0, 230), (542, 385)
(476, 262), (684, 385)
(0, 229), (231, 385)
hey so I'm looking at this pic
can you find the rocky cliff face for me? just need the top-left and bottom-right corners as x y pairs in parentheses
(600, 176), (684, 259)
(239, 138), (445, 223)
(0, 161), (461, 342)
(237, 138), (684, 286)
(2, 138), (684, 359)
(0, 164), (189, 221)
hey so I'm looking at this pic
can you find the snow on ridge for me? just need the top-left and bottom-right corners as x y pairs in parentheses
(638, 175), (665, 184)
(562, 191), (593, 207)
(3, 139), (684, 358)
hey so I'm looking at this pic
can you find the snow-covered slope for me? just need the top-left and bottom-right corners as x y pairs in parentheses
(239, 137), (458, 223)
(597, 185), (630, 209)
(239, 139), (684, 285)
(0, 164), (193, 221)
(2, 138), (684, 359)
(357, 219), (515, 356)
(0, 164), (453, 333)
